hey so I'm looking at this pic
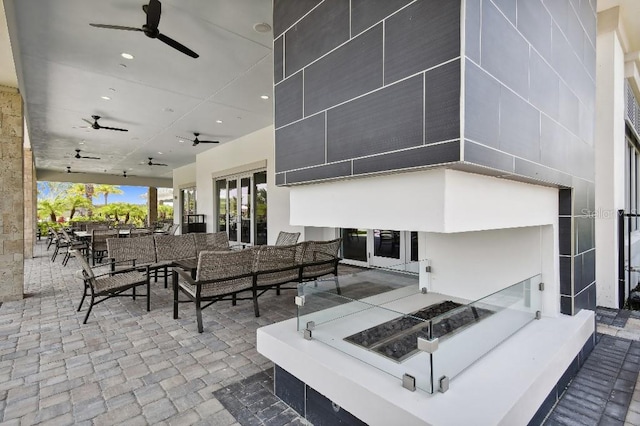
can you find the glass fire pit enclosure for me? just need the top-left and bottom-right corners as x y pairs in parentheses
(296, 261), (542, 393)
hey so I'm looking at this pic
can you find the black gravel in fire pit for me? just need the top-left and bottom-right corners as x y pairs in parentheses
(344, 301), (493, 362)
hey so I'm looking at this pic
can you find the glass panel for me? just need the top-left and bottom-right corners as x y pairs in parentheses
(410, 232), (418, 262)
(430, 275), (542, 392)
(254, 172), (267, 245)
(228, 180), (238, 242)
(216, 180), (227, 233)
(240, 177), (251, 244)
(373, 230), (400, 259)
(341, 229), (367, 262)
(297, 265), (541, 394)
(297, 261), (434, 392)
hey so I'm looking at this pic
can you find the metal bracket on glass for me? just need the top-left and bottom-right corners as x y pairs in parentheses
(304, 321), (315, 340)
(402, 373), (416, 391)
(417, 336), (438, 354)
(295, 295), (305, 307)
(425, 265), (432, 273)
(539, 282), (545, 291)
(438, 376), (449, 393)
(535, 310), (541, 320)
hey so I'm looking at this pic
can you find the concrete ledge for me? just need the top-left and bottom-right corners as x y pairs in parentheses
(257, 309), (595, 426)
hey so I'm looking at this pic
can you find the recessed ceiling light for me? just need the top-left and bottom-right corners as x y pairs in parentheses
(179, 140), (185, 143)
(121, 53), (134, 60)
(79, 142), (85, 145)
(101, 96), (111, 100)
(260, 95), (270, 100)
(253, 23), (272, 33)
(108, 88), (116, 92)
(216, 120), (223, 124)
(158, 151), (163, 155)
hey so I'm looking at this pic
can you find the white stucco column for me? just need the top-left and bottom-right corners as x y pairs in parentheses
(594, 7), (627, 308)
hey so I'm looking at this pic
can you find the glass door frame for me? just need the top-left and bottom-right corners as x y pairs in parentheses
(180, 186), (196, 234)
(215, 170), (267, 246)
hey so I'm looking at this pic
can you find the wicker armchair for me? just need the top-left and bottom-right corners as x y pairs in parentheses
(275, 231), (301, 246)
(173, 248), (257, 333)
(155, 234), (197, 286)
(194, 232), (230, 255)
(73, 250), (150, 324)
(253, 244), (301, 307)
(90, 229), (119, 265)
(58, 228), (89, 266)
(300, 238), (342, 293)
(107, 235), (157, 270)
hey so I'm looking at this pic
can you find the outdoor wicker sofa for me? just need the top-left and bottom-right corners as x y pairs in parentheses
(173, 238), (341, 332)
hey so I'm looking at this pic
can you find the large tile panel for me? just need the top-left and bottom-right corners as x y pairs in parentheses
(517, 0), (552, 60)
(540, 114), (570, 171)
(350, 0), (412, 37)
(465, 0), (481, 64)
(464, 141), (514, 173)
(273, 0), (322, 37)
(275, 113), (325, 172)
(530, 51), (560, 120)
(352, 141), (460, 175)
(499, 87), (541, 161)
(286, 161), (352, 184)
(275, 71), (303, 128)
(274, 36), (284, 84)
(284, 0), (350, 77)
(304, 24), (383, 116)
(326, 75), (423, 162)
(492, 0), (517, 24)
(481, 0), (529, 99)
(464, 62), (500, 148)
(543, 0), (570, 33)
(384, 0), (460, 85)
(425, 60), (460, 143)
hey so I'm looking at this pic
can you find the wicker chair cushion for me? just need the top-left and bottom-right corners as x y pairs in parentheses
(194, 232), (230, 255)
(193, 249), (256, 297)
(254, 244), (299, 287)
(155, 234), (197, 262)
(275, 231), (301, 246)
(94, 271), (148, 293)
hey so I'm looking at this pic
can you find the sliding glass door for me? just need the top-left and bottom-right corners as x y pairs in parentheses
(215, 171), (267, 246)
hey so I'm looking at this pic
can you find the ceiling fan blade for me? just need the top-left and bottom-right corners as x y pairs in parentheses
(157, 33), (199, 58)
(82, 118), (94, 126)
(90, 23), (143, 32)
(198, 140), (219, 144)
(82, 156), (101, 160)
(99, 125), (129, 132)
(146, 0), (161, 30)
(154, 162), (168, 166)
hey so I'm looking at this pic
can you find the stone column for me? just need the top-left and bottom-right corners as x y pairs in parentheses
(0, 87), (24, 301)
(148, 187), (158, 227)
(23, 148), (35, 258)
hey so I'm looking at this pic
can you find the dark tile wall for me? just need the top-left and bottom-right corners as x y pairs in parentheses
(464, 0), (596, 315)
(274, 0), (461, 185)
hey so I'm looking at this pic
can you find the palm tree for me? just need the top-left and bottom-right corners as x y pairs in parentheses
(158, 204), (173, 220)
(94, 184), (123, 205)
(65, 195), (93, 219)
(37, 198), (66, 222)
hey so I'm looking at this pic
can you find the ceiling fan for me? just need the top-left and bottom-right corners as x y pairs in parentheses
(66, 166), (83, 174)
(89, 0), (199, 59)
(147, 157), (168, 167)
(179, 132), (219, 147)
(75, 149), (101, 160)
(82, 115), (129, 132)
(122, 171), (137, 178)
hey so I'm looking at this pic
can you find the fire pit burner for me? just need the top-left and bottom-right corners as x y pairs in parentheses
(344, 301), (493, 362)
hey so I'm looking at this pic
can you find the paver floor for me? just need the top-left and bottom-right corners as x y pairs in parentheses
(0, 240), (305, 425)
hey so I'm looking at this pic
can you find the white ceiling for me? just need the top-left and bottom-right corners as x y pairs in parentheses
(3, 0), (274, 184)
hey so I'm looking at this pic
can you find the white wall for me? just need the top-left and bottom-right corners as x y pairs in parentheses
(172, 163), (196, 231)
(290, 168), (557, 234)
(193, 125), (302, 244)
(595, 8), (628, 308)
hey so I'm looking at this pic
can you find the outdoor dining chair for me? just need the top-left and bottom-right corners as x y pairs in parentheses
(275, 231), (300, 246)
(72, 250), (151, 324)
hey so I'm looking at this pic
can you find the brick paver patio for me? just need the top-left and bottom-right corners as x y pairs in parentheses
(0, 240), (303, 425)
